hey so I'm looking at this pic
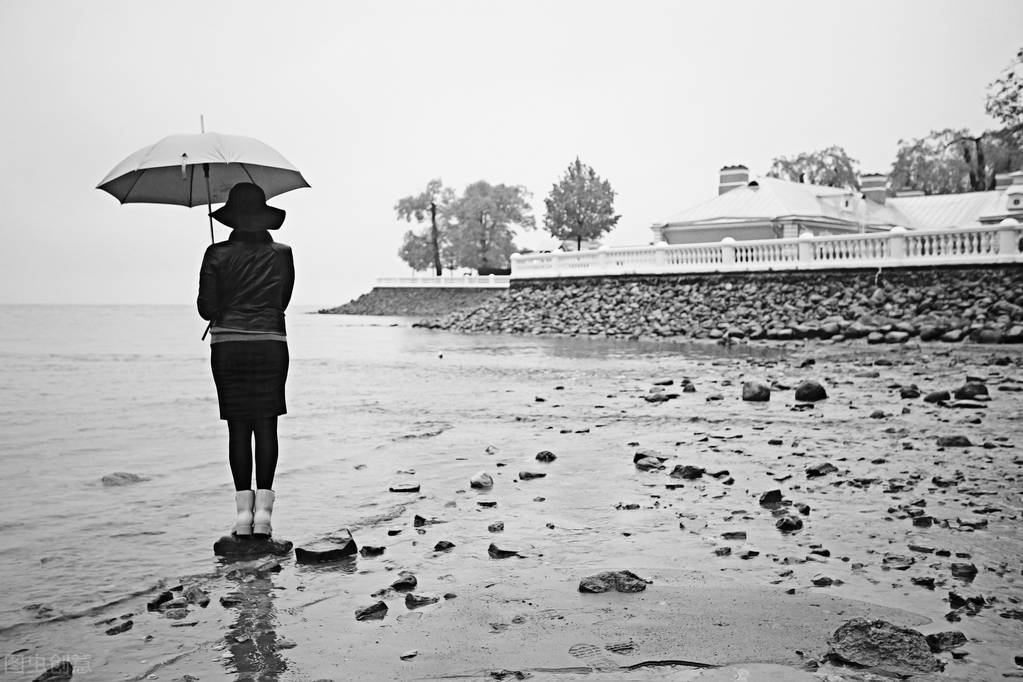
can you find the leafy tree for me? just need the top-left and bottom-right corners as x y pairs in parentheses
(397, 230), (435, 272)
(889, 129), (974, 195)
(394, 179), (455, 275)
(543, 158), (620, 251)
(889, 128), (1021, 194)
(447, 181), (535, 272)
(766, 146), (861, 188)
(986, 46), (1023, 149)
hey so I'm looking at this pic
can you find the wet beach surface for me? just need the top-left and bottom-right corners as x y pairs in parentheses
(2, 312), (1022, 680)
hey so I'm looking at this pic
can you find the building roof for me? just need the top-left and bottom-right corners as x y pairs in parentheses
(657, 177), (898, 229)
(657, 174), (1022, 232)
(887, 190), (1005, 229)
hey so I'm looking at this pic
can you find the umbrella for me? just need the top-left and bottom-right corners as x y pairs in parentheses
(98, 129), (309, 337)
(97, 131), (310, 241)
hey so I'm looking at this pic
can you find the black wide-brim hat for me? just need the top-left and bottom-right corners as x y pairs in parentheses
(211, 182), (286, 231)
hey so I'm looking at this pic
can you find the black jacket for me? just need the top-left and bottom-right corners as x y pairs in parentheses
(197, 230), (295, 334)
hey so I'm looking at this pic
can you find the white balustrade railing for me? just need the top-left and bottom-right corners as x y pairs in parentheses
(510, 224), (1022, 279)
(375, 275), (510, 288)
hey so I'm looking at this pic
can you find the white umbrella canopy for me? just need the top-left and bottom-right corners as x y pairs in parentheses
(97, 132), (309, 207)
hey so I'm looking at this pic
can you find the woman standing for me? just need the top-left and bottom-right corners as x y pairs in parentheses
(198, 182), (295, 538)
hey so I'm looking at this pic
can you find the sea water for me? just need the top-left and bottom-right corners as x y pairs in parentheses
(0, 305), (768, 636)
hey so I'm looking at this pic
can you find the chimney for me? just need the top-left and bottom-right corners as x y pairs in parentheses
(860, 173), (888, 204)
(719, 165), (749, 195)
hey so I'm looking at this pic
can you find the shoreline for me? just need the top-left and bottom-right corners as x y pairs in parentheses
(7, 340), (1023, 681)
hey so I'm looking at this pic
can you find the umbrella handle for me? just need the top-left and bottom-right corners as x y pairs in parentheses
(202, 162), (214, 341)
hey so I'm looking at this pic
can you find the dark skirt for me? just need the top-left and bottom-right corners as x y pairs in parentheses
(211, 341), (289, 420)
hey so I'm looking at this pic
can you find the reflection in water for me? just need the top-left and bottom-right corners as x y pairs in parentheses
(222, 569), (287, 681)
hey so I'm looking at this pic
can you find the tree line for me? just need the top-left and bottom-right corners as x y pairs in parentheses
(395, 158), (619, 275)
(767, 47), (1023, 194)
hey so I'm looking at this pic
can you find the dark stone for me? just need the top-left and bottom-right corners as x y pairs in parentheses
(925, 631), (967, 653)
(912, 516), (935, 528)
(405, 593), (440, 609)
(535, 450), (557, 462)
(669, 465), (705, 480)
(295, 530), (357, 563)
(794, 380), (827, 402)
(806, 462), (838, 478)
(391, 571), (418, 591)
(971, 328), (1003, 344)
(389, 483), (420, 493)
(470, 471), (494, 489)
(919, 325), (945, 341)
(937, 436), (972, 448)
(488, 521), (504, 533)
(795, 503), (811, 515)
(828, 618), (940, 676)
(488, 543), (521, 559)
(182, 584), (210, 607)
(714, 546), (732, 556)
(882, 554), (915, 571)
(924, 390), (951, 403)
(213, 534), (293, 558)
(578, 570), (650, 593)
(359, 545), (385, 557)
(866, 332), (885, 345)
(434, 540), (455, 551)
(885, 331), (911, 344)
(147, 590), (175, 611)
(105, 619), (133, 635)
(812, 575), (835, 586)
(742, 381), (771, 402)
(759, 489), (784, 506)
(32, 661), (73, 682)
(940, 329), (966, 343)
(355, 601), (388, 621)
(951, 563), (978, 580)
(101, 472), (150, 486)
(900, 386), (921, 399)
(518, 471), (546, 480)
(722, 531), (747, 540)
(953, 382), (989, 401)
(776, 516), (803, 532)
(911, 576), (935, 589)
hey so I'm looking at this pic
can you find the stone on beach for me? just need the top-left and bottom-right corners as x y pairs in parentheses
(794, 380), (828, 402)
(31, 661), (73, 682)
(669, 464), (705, 480)
(295, 530), (358, 563)
(535, 450), (557, 462)
(389, 482), (421, 493)
(488, 543), (521, 559)
(578, 569), (651, 593)
(101, 471), (150, 486)
(355, 601), (388, 621)
(405, 593), (440, 609)
(434, 540), (455, 551)
(518, 471), (546, 480)
(742, 381), (771, 402)
(470, 471), (494, 489)
(926, 631), (968, 653)
(359, 545), (385, 557)
(936, 435), (973, 447)
(391, 571), (418, 591)
(953, 382), (989, 400)
(213, 534), (293, 558)
(828, 618), (941, 676)
(806, 462), (838, 478)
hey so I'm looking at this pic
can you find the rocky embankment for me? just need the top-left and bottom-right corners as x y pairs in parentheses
(320, 287), (502, 316)
(416, 266), (1023, 343)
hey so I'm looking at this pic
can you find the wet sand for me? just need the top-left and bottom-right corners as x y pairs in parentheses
(12, 340), (1023, 681)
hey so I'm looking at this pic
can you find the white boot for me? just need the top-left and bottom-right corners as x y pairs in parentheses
(253, 489), (275, 536)
(234, 490), (254, 536)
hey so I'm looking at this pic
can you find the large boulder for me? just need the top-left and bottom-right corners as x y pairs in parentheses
(794, 380), (827, 402)
(295, 530), (358, 563)
(578, 570), (650, 593)
(214, 534), (293, 558)
(742, 381), (771, 402)
(828, 618), (940, 677)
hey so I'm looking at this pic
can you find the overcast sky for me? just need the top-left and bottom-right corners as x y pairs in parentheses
(2, 0), (1021, 305)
